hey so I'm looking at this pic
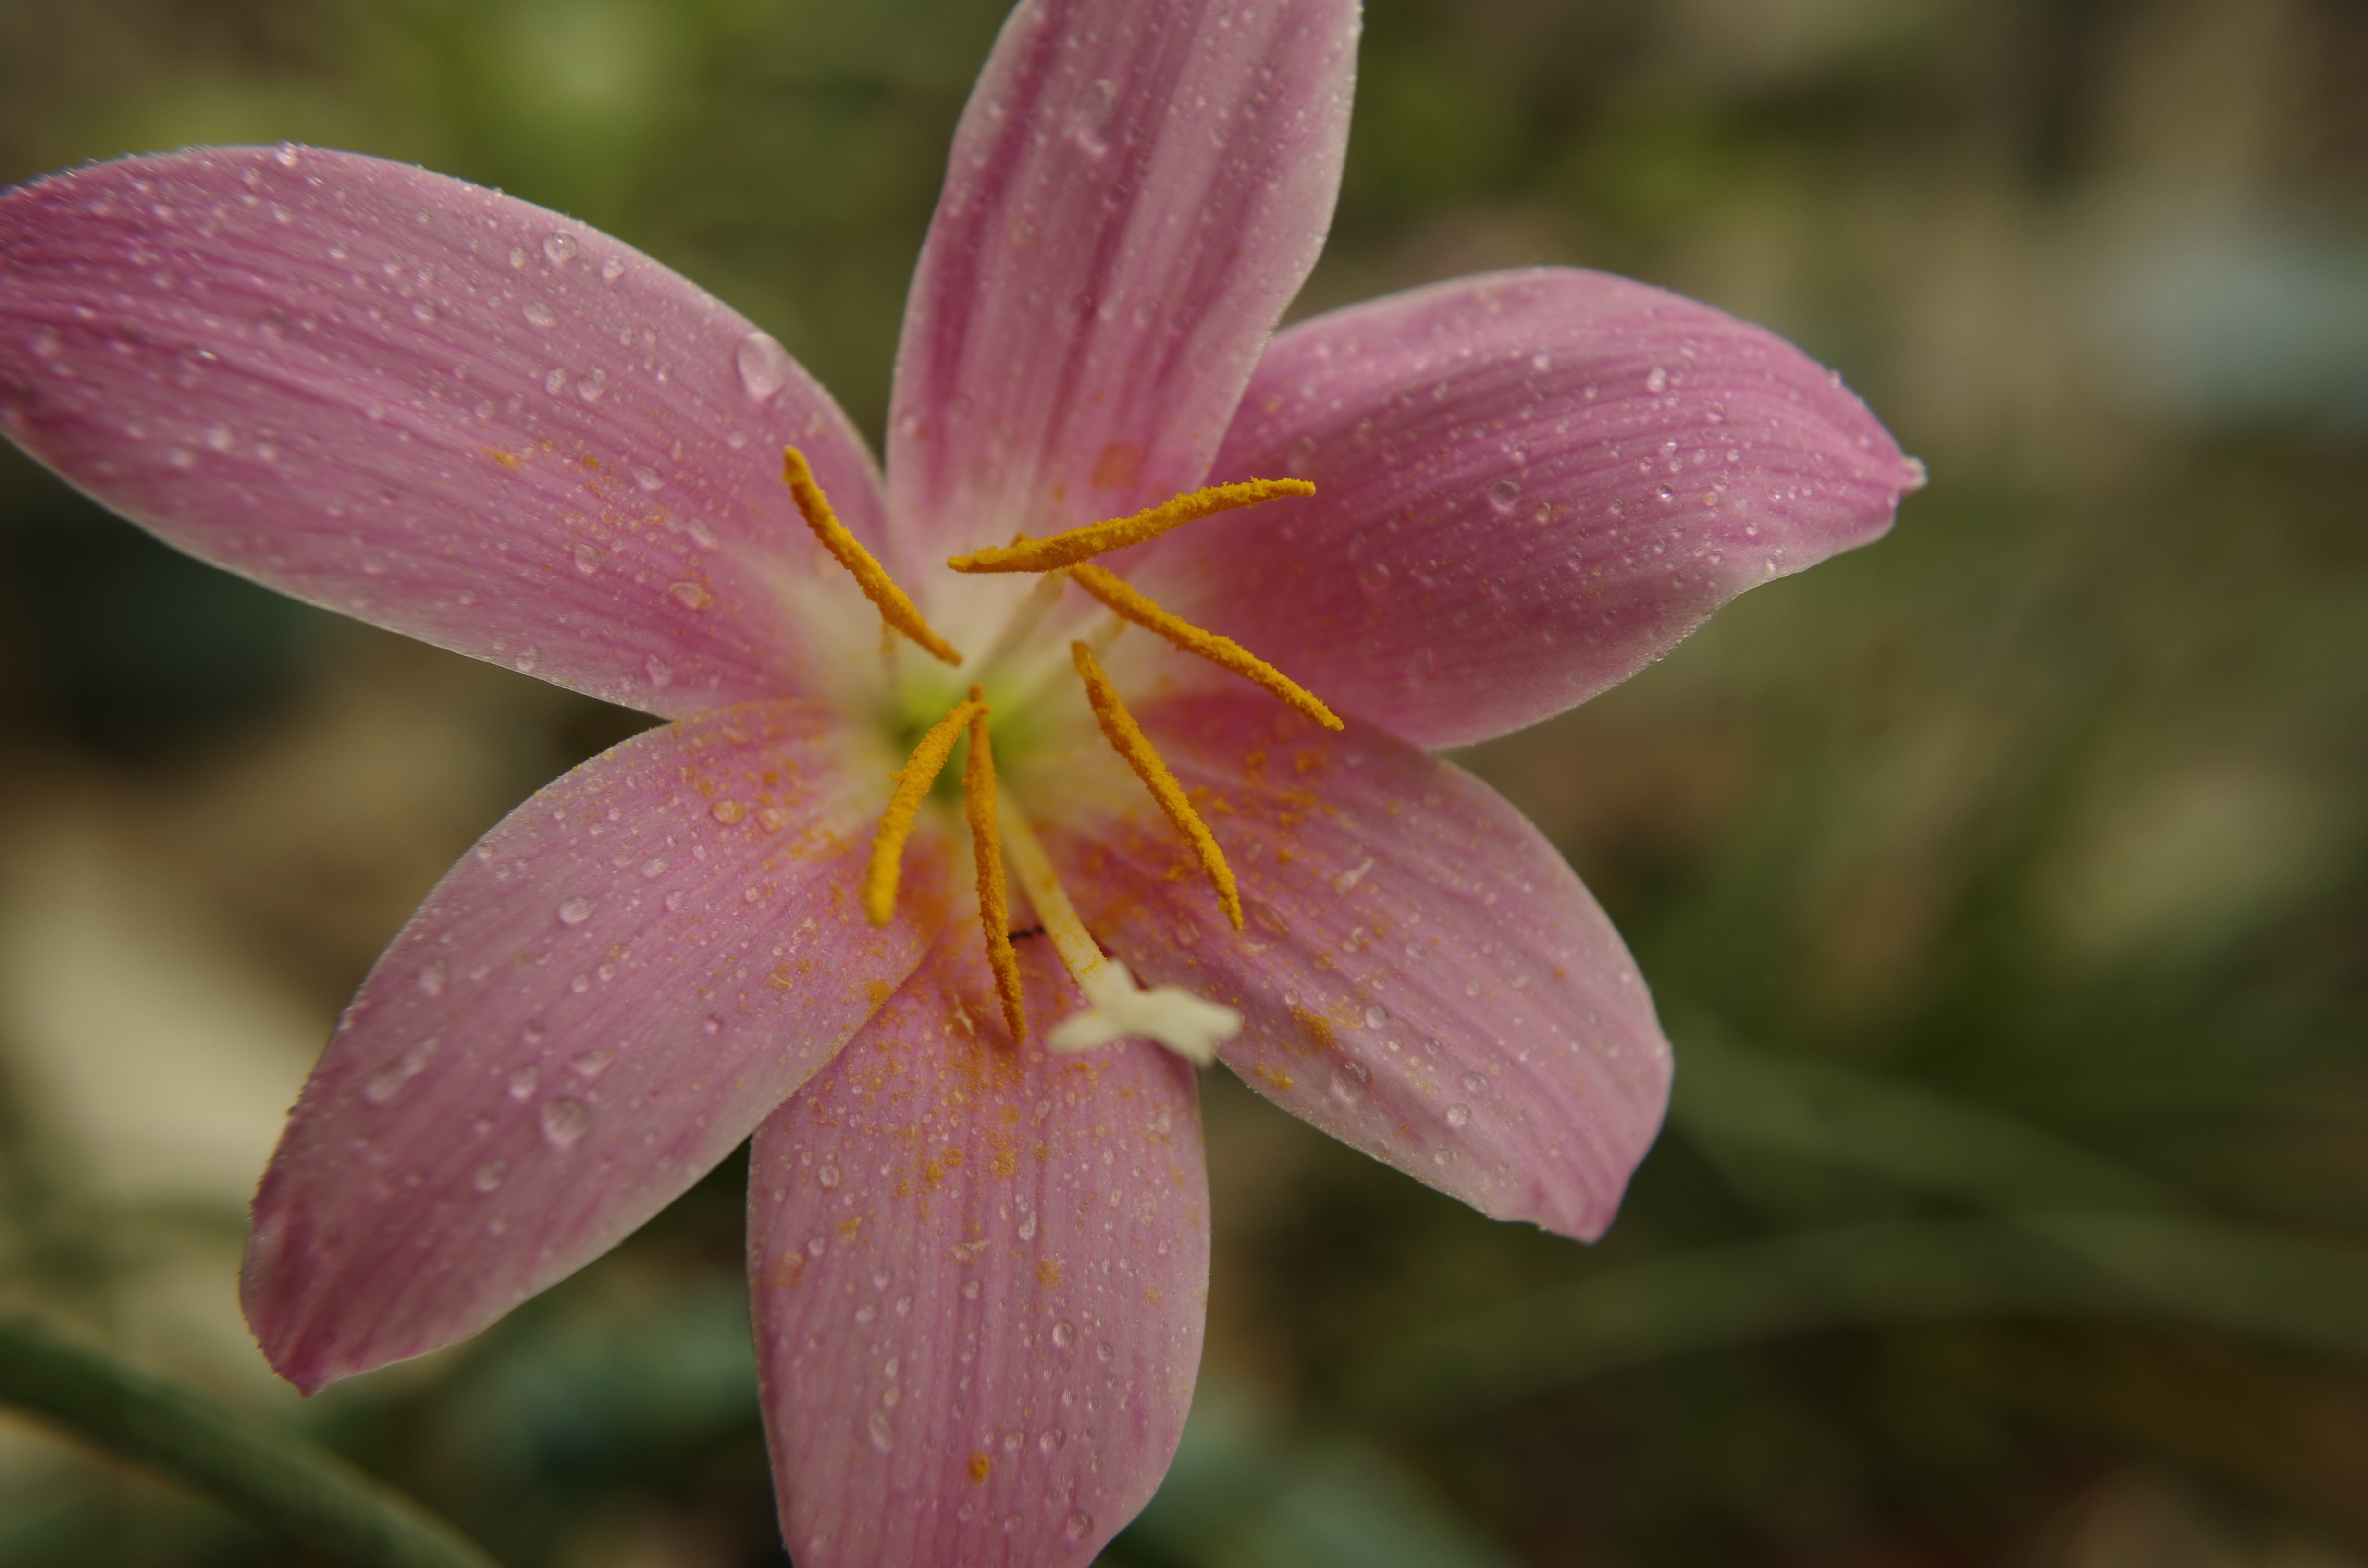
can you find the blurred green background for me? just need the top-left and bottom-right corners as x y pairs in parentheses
(3, 0), (2366, 1563)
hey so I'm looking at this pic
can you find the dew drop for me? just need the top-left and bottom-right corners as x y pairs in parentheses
(711, 799), (744, 824)
(1051, 1320), (1076, 1349)
(1064, 1512), (1092, 1544)
(867, 1410), (894, 1453)
(417, 959), (448, 998)
(1446, 1103), (1472, 1128)
(363, 1038), (440, 1103)
(736, 332), (790, 401)
(204, 423), (234, 452)
(1329, 1060), (1371, 1104)
(508, 1067), (540, 1102)
(523, 301), (557, 328)
(600, 254), (625, 282)
(1018, 1212), (1039, 1241)
(567, 1047), (614, 1078)
(818, 1164), (841, 1189)
(543, 368), (566, 396)
(472, 1159), (507, 1193)
(557, 897), (594, 925)
(1486, 478), (1522, 513)
(644, 654), (673, 689)
(543, 232), (578, 265)
(632, 465), (663, 491)
(1357, 560), (1391, 594)
(962, 1279), (983, 1301)
(1645, 366), (1669, 394)
(668, 580), (715, 610)
(1095, 1340), (1113, 1363)
(1461, 1071), (1488, 1094)
(1039, 1428), (1065, 1455)
(540, 1097), (591, 1149)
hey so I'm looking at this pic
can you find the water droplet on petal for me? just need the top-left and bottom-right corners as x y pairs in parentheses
(868, 1410), (894, 1452)
(1446, 1103), (1472, 1128)
(1051, 1320), (1075, 1348)
(1461, 1072), (1488, 1094)
(600, 254), (625, 281)
(711, 799), (744, 824)
(736, 332), (790, 401)
(668, 580), (714, 610)
(1486, 478), (1522, 513)
(523, 301), (557, 328)
(543, 232), (578, 265)
(508, 1067), (540, 1101)
(1018, 1212), (1038, 1241)
(1064, 1512), (1093, 1544)
(1646, 366), (1669, 394)
(557, 897), (595, 925)
(818, 1164), (841, 1188)
(632, 466), (662, 491)
(472, 1159), (507, 1193)
(540, 1097), (590, 1149)
(567, 1047), (614, 1078)
(1329, 1060), (1371, 1105)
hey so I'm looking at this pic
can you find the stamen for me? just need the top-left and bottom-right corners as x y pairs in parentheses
(997, 799), (1241, 1067)
(1070, 641), (1243, 931)
(866, 692), (986, 925)
(944, 478), (1315, 574)
(783, 447), (963, 666)
(962, 692), (1025, 1041)
(1066, 563), (1344, 731)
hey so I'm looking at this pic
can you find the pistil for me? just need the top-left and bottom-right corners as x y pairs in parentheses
(997, 796), (1242, 1067)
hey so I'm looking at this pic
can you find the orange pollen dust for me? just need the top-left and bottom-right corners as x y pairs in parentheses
(814, 459), (1334, 1048)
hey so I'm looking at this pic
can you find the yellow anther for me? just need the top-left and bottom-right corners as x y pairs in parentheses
(1070, 640), (1243, 931)
(945, 478), (1315, 574)
(962, 691), (1025, 1042)
(783, 446), (963, 666)
(866, 693), (985, 925)
(1066, 563), (1344, 732)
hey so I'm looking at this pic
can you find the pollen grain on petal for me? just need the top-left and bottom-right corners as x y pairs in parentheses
(782, 446), (962, 665)
(945, 478), (1314, 573)
(962, 695), (1025, 1042)
(1070, 640), (1243, 931)
(1066, 562), (1343, 731)
(865, 693), (984, 925)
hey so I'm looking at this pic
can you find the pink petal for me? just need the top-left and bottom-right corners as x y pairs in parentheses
(0, 147), (886, 716)
(1070, 690), (1670, 1242)
(886, 0), (1357, 556)
(748, 931), (1207, 1568)
(245, 701), (949, 1392)
(1139, 268), (1926, 747)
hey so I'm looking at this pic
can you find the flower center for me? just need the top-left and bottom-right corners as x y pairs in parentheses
(779, 447), (1336, 1066)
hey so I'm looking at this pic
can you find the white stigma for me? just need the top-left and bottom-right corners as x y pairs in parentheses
(1047, 959), (1240, 1067)
(998, 790), (1240, 1068)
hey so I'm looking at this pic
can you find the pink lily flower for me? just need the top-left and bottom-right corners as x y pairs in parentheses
(0, 0), (1920, 1560)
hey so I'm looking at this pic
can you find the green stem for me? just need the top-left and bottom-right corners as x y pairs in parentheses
(0, 1315), (499, 1568)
